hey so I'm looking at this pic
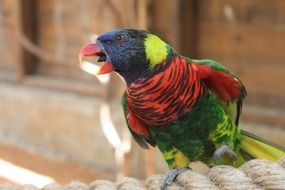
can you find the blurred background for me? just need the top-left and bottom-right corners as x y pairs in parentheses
(0, 0), (284, 187)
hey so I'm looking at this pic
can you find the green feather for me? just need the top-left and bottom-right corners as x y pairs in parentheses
(192, 58), (247, 125)
(149, 91), (242, 168)
(192, 59), (233, 75)
(240, 130), (285, 161)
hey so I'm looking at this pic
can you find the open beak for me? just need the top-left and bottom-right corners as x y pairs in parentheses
(79, 42), (114, 75)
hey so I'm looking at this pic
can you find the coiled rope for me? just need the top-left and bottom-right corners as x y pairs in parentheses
(1, 157), (285, 190)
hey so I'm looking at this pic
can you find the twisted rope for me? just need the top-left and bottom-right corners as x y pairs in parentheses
(1, 157), (285, 190)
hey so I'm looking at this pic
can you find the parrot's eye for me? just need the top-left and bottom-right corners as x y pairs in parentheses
(115, 34), (125, 43)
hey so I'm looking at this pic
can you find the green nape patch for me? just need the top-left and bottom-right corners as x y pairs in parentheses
(144, 34), (168, 69)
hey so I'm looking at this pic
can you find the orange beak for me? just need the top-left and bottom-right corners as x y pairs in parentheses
(79, 42), (114, 75)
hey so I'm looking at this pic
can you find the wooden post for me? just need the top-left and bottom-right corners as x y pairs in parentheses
(179, 0), (198, 57)
(3, 0), (22, 80)
(18, 0), (38, 75)
(137, 0), (147, 29)
(7, 0), (37, 79)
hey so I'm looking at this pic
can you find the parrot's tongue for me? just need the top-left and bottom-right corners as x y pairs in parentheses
(79, 42), (113, 75)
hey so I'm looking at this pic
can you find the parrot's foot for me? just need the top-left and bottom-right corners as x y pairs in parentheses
(213, 145), (237, 161)
(160, 167), (190, 190)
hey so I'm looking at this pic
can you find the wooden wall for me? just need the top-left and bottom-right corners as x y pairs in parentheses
(0, 0), (148, 95)
(0, 0), (284, 132)
(196, 0), (285, 100)
(192, 0), (285, 128)
(0, 0), (284, 129)
(0, 0), (21, 79)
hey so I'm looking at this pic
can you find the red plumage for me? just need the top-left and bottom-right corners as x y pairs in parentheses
(193, 64), (241, 101)
(126, 104), (151, 137)
(126, 57), (204, 127)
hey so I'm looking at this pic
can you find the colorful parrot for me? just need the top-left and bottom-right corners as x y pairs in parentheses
(79, 29), (285, 189)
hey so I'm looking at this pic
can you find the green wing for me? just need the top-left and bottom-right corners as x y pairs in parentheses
(191, 59), (247, 125)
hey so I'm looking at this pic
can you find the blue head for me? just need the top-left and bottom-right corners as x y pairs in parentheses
(79, 29), (172, 84)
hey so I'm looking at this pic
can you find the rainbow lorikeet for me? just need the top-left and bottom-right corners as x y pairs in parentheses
(79, 29), (285, 189)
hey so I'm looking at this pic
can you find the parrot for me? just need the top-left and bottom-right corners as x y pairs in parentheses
(79, 29), (285, 189)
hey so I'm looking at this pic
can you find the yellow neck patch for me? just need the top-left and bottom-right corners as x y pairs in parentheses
(144, 34), (168, 69)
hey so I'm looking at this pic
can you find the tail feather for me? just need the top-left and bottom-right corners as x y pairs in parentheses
(240, 130), (285, 162)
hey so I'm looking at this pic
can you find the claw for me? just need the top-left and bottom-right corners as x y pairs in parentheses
(160, 167), (190, 190)
(213, 145), (237, 161)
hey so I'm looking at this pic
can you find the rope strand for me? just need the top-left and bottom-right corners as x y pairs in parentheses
(1, 157), (285, 190)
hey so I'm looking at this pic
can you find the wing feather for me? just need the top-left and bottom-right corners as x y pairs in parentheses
(192, 59), (247, 125)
